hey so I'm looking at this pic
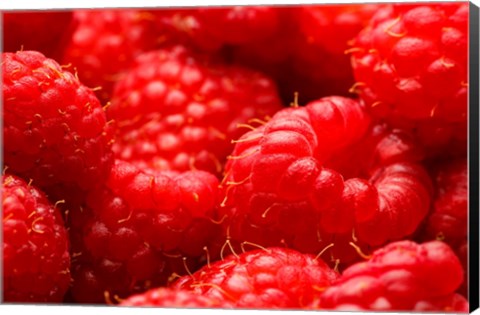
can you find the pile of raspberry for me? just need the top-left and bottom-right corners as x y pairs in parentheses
(2, 3), (471, 312)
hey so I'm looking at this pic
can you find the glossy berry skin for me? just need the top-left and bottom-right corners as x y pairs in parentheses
(3, 51), (114, 195)
(3, 174), (71, 302)
(220, 96), (432, 265)
(2, 11), (73, 59)
(172, 247), (338, 308)
(285, 4), (380, 101)
(153, 6), (282, 52)
(109, 45), (282, 176)
(120, 288), (223, 308)
(69, 160), (222, 303)
(421, 158), (467, 247)
(419, 158), (468, 295)
(62, 9), (166, 102)
(349, 2), (468, 158)
(350, 3), (468, 123)
(318, 241), (468, 312)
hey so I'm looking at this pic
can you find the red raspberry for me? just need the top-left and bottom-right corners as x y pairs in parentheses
(418, 158), (468, 295)
(3, 174), (71, 302)
(154, 7), (297, 104)
(388, 118), (467, 159)
(62, 9), (171, 102)
(220, 96), (432, 265)
(2, 10), (73, 59)
(120, 288), (223, 308)
(68, 160), (222, 303)
(456, 240), (468, 297)
(108, 45), (282, 176)
(3, 51), (114, 195)
(324, 122), (425, 179)
(231, 5), (380, 104)
(286, 4), (381, 101)
(172, 247), (338, 308)
(154, 6), (282, 52)
(317, 241), (468, 312)
(349, 3), (468, 155)
(421, 158), (467, 246)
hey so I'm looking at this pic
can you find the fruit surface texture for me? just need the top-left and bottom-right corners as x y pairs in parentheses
(3, 174), (71, 302)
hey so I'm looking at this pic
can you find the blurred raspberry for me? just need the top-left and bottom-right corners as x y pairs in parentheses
(62, 9), (179, 103)
(3, 10), (73, 59)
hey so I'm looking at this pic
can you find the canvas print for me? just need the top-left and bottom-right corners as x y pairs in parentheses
(1, 2), (477, 313)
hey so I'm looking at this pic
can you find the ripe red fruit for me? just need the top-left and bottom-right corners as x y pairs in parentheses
(418, 158), (468, 295)
(286, 4), (381, 101)
(317, 240), (468, 312)
(231, 5), (380, 104)
(3, 174), (71, 302)
(172, 247), (338, 308)
(220, 96), (432, 265)
(120, 287), (223, 308)
(351, 3), (468, 122)
(62, 9), (170, 102)
(349, 3), (468, 156)
(2, 11), (73, 59)
(108, 45), (282, 176)
(2, 51), (114, 195)
(421, 158), (468, 246)
(153, 6), (282, 52)
(68, 160), (222, 303)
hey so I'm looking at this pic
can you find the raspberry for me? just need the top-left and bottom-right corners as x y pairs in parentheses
(349, 3), (468, 152)
(285, 4), (381, 101)
(317, 240), (468, 312)
(2, 174), (71, 302)
(154, 6), (282, 52)
(3, 51), (114, 195)
(2, 11), (73, 59)
(231, 5), (380, 104)
(220, 96), (432, 265)
(418, 158), (468, 295)
(324, 122), (425, 179)
(421, 158), (468, 246)
(108, 45), (282, 176)
(62, 9), (170, 102)
(456, 240), (468, 297)
(120, 288), (223, 308)
(68, 160), (222, 303)
(157, 5), (378, 104)
(172, 247), (338, 308)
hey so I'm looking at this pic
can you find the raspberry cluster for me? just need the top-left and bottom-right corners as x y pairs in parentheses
(2, 3), (470, 312)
